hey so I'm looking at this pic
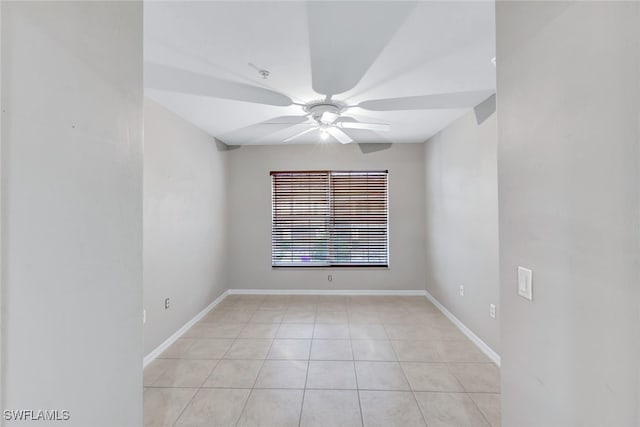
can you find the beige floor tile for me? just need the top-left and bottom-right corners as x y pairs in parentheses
(175, 388), (250, 427)
(350, 324), (388, 340)
(469, 393), (501, 427)
(268, 339), (312, 360)
(306, 361), (357, 389)
(258, 302), (289, 311)
(288, 303), (317, 311)
(143, 387), (197, 427)
(354, 362), (410, 390)
(436, 341), (491, 363)
(310, 339), (353, 360)
(352, 340), (397, 361)
(254, 360), (309, 389)
(401, 363), (464, 392)
(392, 340), (442, 362)
(414, 392), (489, 427)
(203, 309), (255, 323)
(238, 323), (280, 339)
(396, 313), (434, 325)
(183, 322), (245, 339)
(314, 323), (350, 339)
(315, 311), (349, 324)
(384, 324), (442, 341)
(436, 325), (467, 341)
(380, 311), (414, 324)
(350, 310), (383, 320)
(288, 298), (317, 311)
(278, 323), (314, 339)
(301, 389), (363, 427)
(224, 339), (273, 359)
(282, 311), (316, 323)
(359, 390), (426, 427)
(250, 310), (285, 323)
(203, 359), (263, 388)
(260, 301), (290, 310)
(217, 300), (261, 310)
(317, 299), (347, 312)
(183, 338), (234, 359)
(143, 359), (173, 386)
(237, 389), (304, 427)
(448, 363), (500, 393)
(317, 305), (348, 313)
(160, 338), (196, 358)
(348, 312), (382, 324)
(153, 359), (218, 387)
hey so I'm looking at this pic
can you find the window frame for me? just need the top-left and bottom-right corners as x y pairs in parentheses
(270, 170), (390, 269)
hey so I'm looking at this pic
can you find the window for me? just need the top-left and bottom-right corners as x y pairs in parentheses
(271, 170), (388, 267)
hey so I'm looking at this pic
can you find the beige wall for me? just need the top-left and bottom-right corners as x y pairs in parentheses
(497, 2), (640, 425)
(227, 143), (426, 291)
(143, 98), (228, 355)
(1, 2), (143, 425)
(424, 109), (499, 353)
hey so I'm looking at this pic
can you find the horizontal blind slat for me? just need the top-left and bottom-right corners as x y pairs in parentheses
(272, 170), (387, 267)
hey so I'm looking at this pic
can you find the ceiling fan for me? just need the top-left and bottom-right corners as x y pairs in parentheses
(144, 2), (495, 147)
(282, 99), (390, 144)
(145, 60), (494, 146)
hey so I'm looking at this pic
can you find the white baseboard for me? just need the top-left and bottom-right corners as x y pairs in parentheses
(424, 290), (501, 367)
(143, 290), (229, 367)
(227, 289), (427, 296)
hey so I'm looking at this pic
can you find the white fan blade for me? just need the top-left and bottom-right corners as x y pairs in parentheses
(284, 127), (317, 143)
(219, 116), (310, 145)
(145, 63), (293, 107)
(357, 90), (495, 111)
(339, 122), (390, 132)
(320, 111), (340, 124)
(327, 127), (353, 144)
(308, 2), (415, 96)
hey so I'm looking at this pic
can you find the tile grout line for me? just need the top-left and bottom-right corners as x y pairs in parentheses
(297, 317), (316, 427)
(385, 321), (431, 427)
(467, 393), (495, 427)
(234, 297), (287, 427)
(348, 324), (365, 427)
(445, 361), (497, 427)
(168, 387), (199, 427)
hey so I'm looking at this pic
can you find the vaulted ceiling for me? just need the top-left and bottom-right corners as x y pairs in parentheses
(144, 1), (496, 145)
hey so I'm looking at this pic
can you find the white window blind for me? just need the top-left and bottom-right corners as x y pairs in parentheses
(271, 170), (389, 267)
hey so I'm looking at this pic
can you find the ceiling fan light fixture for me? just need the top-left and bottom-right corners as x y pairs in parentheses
(319, 127), (329, 140)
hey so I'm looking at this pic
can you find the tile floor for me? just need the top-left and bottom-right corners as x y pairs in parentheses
(144, 295), (501, 427)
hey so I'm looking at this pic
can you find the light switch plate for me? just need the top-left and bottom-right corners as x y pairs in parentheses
(517, 266), (533, 300)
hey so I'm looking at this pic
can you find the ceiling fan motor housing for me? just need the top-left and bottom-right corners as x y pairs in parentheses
(305, 101), (345, 124)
